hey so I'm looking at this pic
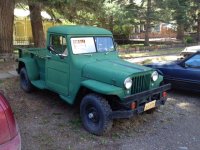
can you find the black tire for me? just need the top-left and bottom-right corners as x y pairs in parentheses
(20, 67), (33, 92)
(80, 93), (113, 135)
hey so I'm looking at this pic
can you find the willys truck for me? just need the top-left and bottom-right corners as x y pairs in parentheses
(18, 25), (171, 135)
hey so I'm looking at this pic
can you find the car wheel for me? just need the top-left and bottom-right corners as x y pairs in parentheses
(80, 93), (113, 135)
(20, 67), (33, 92)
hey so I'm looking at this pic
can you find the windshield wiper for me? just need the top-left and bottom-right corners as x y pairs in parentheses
(105, 49), (114, 55)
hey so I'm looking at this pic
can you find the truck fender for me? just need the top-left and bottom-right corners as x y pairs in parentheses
(18, 58), (39, 81)
(81, 80), (124, 97)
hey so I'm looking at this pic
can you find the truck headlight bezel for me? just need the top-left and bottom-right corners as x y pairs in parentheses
(124, 77), (132, 89)
(151, 71), (159, 82)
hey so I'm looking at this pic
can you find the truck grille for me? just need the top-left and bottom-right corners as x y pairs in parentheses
(131, 74), (151, 94)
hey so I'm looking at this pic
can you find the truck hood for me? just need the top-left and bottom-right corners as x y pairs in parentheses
(82, 59), (152, 87)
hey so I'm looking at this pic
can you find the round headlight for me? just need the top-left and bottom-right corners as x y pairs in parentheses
(151, 71), (159, 81)
(124, 77), (132, 89)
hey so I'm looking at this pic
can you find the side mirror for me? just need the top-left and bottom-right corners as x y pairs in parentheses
(180, 62), (191, 68)
(114, 42), (118, 49)
(114, 42), (119, 53)
(179, 62), (186, 68)
(47, 45), (55, 52)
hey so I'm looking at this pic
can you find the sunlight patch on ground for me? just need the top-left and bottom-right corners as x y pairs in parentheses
(176, 102), (192, 110)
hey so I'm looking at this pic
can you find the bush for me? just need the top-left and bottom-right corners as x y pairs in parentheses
(184, 36), (195, 44)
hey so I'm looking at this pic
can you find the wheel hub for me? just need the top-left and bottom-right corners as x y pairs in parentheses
(87, 107), (99, 123)
(88, 112), (94, 119)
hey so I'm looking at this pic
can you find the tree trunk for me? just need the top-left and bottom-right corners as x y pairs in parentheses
(176, 23), (184, 41)
(197, 13), (200, 42)
(0, 0), (15, 54)
(29, 2), (45, 48)
(144, 0), (151, 46)
(109, 15), (114, 33)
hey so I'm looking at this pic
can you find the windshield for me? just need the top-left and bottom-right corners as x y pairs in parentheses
(185, 54), (200, 68)
(71, 37), (114, 54)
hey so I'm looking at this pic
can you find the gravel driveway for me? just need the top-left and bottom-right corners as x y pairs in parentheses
(0, 77), (199, 150)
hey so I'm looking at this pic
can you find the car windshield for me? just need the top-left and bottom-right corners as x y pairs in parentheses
(185, 54), (200, 68)
(71, 37), (114, 54)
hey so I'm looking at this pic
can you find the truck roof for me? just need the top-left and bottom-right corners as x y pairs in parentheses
(48, 25), (112, 35)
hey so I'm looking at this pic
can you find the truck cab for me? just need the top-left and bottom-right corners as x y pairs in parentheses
(18, 25), (170, 135)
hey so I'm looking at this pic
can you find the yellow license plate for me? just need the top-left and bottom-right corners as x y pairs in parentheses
(144, 100), (156, 111)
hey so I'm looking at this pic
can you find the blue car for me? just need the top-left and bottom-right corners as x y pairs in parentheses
(146, 51), (200, 92)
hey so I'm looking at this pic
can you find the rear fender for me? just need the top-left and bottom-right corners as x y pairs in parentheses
(18, 58), (39, 81)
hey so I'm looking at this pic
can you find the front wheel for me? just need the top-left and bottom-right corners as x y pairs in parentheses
(20, 67), (33, 92)
(80, 94), (113, 135)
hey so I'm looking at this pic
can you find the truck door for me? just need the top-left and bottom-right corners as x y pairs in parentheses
(45, 34), (69, 95)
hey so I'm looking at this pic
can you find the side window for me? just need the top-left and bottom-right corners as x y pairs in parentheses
(185, 54), (200, 68)
(50, 35), (67, 55)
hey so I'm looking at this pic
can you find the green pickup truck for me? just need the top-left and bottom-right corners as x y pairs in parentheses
(18, 25), (170, 135)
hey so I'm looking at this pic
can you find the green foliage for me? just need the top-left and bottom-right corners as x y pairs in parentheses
(184, 36), (195, 44)
(15, 0), (200, 42)
(114, 25), (132, 37)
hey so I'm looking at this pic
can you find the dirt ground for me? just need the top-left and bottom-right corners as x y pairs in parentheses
(0, 77), (199, 150)
(0, 60), (16, 73)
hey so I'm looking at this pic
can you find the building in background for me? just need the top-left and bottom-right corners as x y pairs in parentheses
(130, 23), (177, 39)
(14, 8), (59, 46)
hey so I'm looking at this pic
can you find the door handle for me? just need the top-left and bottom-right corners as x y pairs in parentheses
(45, 55), (51, 59)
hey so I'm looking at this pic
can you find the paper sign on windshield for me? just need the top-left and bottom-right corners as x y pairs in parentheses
(71, 37), (96, 54)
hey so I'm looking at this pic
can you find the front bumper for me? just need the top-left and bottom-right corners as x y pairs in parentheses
(110, 84), (171, 119)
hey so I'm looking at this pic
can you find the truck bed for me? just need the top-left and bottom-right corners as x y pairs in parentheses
(19, 48), (47, 58)
(18, 48), (47, 82)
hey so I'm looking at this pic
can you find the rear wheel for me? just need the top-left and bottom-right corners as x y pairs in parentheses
(20, 67), (33, 92)
(80, 93), (113, 135)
